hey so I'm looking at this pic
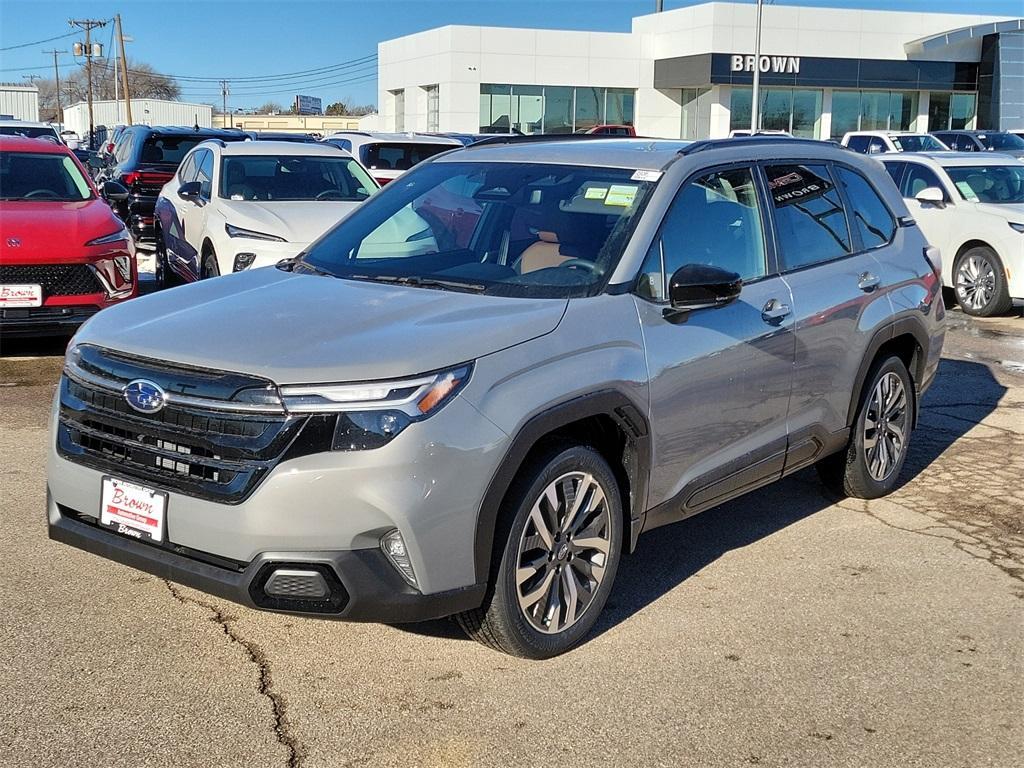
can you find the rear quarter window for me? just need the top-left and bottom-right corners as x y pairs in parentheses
(765, 163), (852, 271)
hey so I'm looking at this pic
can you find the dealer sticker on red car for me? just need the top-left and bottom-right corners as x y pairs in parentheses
(100, 476), (167, 543)
(0, 284), (42, 307)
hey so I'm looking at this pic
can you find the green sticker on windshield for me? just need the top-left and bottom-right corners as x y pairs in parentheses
(604, 184), (638, 207)
(955, 181), (979, 201)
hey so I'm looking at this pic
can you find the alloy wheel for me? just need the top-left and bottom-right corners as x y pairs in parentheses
(956, 254), (996, 312)
(864, 371), (908, 482)
(515, 471), (612, 634)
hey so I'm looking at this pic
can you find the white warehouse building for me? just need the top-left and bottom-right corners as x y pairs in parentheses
(377, 1), (1024, 140)
(62, 98), (213, 139)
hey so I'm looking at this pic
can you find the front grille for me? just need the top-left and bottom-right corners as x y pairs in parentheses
(0, 264), (104, 296)
(57, 345), (322, 503)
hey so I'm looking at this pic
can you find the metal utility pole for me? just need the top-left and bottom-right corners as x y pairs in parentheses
(116, 14), (132, 125)
(69, 18), (107, 149)
(220, 80), (230, 119)
(656, 0), (664, 11)
(750, 0), (764, 134)
(42, 49), (67, 124)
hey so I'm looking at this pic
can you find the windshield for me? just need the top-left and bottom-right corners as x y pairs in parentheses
(299, 160), (656, 298)
(360, 143), (454, 172)
(977, 132), (1024, 151)
(0, 125), (58, 141)
(945, 165), (1024, 204)
(892, 135), (947, 152)
(220, 155), (376, 201)
(0, 151), (93, 201)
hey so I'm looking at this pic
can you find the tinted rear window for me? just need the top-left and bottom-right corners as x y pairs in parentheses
(360, 143), (453, 171)
(139, 134), (244, 165)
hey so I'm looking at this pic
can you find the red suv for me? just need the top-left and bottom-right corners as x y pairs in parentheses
(0, 136), (137, 337)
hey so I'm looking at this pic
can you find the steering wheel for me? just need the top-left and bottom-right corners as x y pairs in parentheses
(559, 258), (605, 276)
(23, 189), (61, 200)
(315, 189), (345, 201)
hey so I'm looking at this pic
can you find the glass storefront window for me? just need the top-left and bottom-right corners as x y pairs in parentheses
(479, 84), (636, 135)
(830, 91), (861, 139)
(730, 86), (822, 138)
(888, 91), (919, 131)
(859, 91), (889, 131)
(791, 89), (822, 138)
(574, 87), (601, 132)
(681, 87), (712, 139)
(951, 93), (977, 129)
(928, 92), (951, 132)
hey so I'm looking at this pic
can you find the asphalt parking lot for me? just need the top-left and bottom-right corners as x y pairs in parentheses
(1, 307), (1021, 768)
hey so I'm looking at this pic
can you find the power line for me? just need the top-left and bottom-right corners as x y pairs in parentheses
(0, 29), (79, 52)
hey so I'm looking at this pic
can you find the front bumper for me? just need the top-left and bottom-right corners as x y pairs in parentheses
(0, 305), (99, 337)
(48, 491), (486, 622)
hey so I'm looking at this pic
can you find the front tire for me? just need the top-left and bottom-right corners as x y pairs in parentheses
(200, 244), (220, 280)
(457, 444), (623, 659)
(817, 355), (914, 499)
(154, 225), (183, 289)
(954, 246), (1011, 317)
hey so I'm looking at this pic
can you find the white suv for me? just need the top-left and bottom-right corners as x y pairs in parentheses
(321, 132), (461, 186)
(153, 140), (378, 283)
(881, 152), (1024, 316)
(843, 131), (949, 155)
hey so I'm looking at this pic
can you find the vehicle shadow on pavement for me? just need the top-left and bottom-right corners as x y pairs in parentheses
(396, 358), (1005, 646)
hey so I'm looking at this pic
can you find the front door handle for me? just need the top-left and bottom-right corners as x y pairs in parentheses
(761, 298), (791, 325)
(858, 272), (881, 292)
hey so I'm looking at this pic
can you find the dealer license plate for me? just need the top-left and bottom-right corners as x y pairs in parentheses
(0, 284), (42, 307)
(100, 476), (168, 543)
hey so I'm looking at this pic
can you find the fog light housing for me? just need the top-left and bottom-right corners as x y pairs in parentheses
(233, 252), (257, 272)
(381, 529), (418, 588)
(332, 410), (411, 451)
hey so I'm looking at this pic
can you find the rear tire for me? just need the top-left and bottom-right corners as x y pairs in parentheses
(954, 246), (1011, 317)
(817, 355), (914, 499)
(456, 444), (623, 659)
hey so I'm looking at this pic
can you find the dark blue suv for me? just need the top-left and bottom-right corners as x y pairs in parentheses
(96, 126), (248, 244)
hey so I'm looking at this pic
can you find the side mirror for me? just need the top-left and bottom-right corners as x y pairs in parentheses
(101, 180), (129, 203)
(668, 264), (743, 312)
(177, 181), (202, 202)
(914, 186), (946, 206)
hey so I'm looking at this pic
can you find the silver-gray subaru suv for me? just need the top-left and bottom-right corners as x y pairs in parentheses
(48, 136), (945, 658)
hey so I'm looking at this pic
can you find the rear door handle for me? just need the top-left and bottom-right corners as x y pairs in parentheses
(761, 299), (791, 325)
(858, 272), (881, 292)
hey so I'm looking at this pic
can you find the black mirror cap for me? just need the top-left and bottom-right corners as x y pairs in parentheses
(101, 180), (130, 203)
(178, 181), (202, 200)
(668, 264), (743, 310)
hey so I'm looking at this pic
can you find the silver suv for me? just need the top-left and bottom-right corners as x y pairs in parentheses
(48, 137), (945, 658)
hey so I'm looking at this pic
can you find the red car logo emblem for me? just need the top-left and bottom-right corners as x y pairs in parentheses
(6, 237), (20, 247)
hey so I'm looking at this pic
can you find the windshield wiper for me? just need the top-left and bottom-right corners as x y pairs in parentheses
(278, 257), (334, 277)
(345, 274), (487, 293)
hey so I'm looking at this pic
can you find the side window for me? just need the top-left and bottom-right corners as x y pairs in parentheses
(846, 136), (869, 153)
(765, 164), (851, 271)
(883, 161), (906, 188)
(901, 164), (945, 200)
(178, 152), (198, 183)
(637, 166), (767, 300)
(834, 166), (895, 249)
(333, 138), (352, 151)
(195, 150), (214, 200)
(956, 136), (975, 152)
(114, 134), (133, 164)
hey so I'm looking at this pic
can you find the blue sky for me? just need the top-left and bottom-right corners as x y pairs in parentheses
(1, 0), (1020, 110)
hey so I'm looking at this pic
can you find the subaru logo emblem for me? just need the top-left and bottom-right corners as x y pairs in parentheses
(6, 237), (21, 248)
(124, 379), (166, 414)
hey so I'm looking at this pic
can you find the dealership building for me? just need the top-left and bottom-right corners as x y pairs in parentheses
(376, 1), (1023, 140)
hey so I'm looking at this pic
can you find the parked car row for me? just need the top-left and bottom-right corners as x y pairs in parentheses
(841, 128), (1024, 160)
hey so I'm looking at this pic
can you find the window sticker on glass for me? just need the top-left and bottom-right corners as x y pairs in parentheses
(631, 169), (662, 182)
(604, 184), (638, 206)
(585, 186), (608, 200)
(954, 181), (979, 201)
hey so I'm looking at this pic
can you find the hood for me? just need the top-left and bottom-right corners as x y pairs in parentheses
(75, 266), (567, 383)
(218, 199), (361, 244)
(972, 201), (1024, 220)
(0, 199), (121, 262)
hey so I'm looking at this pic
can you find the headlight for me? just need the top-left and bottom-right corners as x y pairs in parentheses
(279, 364), (472, 451)
(1009, 222), (1024, 234)
(86, 225), (130, 246)
(225, 223), (287, 242)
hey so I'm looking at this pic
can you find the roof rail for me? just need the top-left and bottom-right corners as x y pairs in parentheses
(679, 136), (845, 155)
(467, 133), (644, 149)
(197, 137), (226, 148)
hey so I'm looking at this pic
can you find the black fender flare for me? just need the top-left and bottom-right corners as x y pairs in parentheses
(472, 389), (651, 585)
(846, 315), (931, 429)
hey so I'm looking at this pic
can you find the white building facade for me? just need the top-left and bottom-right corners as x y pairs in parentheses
(0, 83), (40, 122)
(62, 99), (214, 138)
(377, 2), (1023, 139)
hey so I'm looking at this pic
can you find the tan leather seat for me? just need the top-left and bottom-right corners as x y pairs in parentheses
(518, 231), (570, 273)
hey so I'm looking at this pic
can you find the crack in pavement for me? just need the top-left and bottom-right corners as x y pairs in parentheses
(163, 581), (304, 767)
